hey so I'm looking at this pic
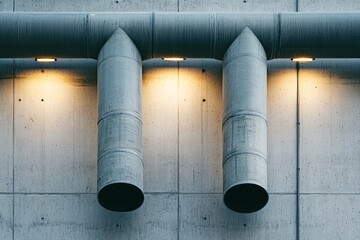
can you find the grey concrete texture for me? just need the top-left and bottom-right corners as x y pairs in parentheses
(142, 60), (179, 193)
(179, 0), (296, 12)
(11, 0), (360, 13)
(267, 60), (297, 193)
(0, 0), (14, 12)
(14, 0), (178, 12)
(0, 195), (12, 239)
(0, 60), (13, 193)
(299, 60), (360, 193)
(14, 59), (98, 193)
(0, 0), (12, 12)
(178, 59), (223, 193)
(300, 0), (360, 12)
(179, 194), (296, 239)
(300, 194), (360, 239)
(0, 57), (359, 238)
(14, 193), (177, 240)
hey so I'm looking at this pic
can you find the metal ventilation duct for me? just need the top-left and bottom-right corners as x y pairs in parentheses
(0, 13), (359, 59)
(97, 28), (143, 211)
(223, 27), (268, 213)
(0, 12), (359, 212)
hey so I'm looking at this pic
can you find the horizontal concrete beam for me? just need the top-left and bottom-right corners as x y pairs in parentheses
(0, 12), (359, 60)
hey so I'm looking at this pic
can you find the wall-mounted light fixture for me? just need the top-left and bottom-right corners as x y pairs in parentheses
(291, 57), (315, 62)
(35, 58), (57, 62)
(162, 57), (185, 61)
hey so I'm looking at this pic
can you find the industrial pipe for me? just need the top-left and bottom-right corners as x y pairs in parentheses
(0, 13), (359, 59)
(222, 27), (268, 213)
(1, 12), (358, 213)
(97, 28), (144, 211)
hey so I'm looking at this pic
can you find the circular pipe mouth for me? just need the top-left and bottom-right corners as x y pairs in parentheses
(224, 183), (268, 213)
(98, 183), (144, 212)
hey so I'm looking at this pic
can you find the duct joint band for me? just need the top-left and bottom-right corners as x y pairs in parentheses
(98, 148), (144, 165)
(222, 110), (267, 128)
(98, 110), (142, 125)
(97, 55), (142, 68)
(223, 53), (267, 67)
(223, 150), (267, 165)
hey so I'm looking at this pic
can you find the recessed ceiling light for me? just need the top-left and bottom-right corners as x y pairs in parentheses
(35, 58), (57, 62)
(291, 57), (315, 62)
(162, 57), (186, 61)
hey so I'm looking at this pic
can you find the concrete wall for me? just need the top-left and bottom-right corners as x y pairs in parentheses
(0, 1), (359, 240)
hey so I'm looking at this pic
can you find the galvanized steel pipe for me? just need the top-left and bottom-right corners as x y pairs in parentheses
(222, 27), (268, 213)
(0, 13), (360, 59)
(97, 28), (144, 211)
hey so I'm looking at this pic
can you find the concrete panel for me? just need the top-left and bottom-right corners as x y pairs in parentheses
(301, 194), (360, 239)
(179, 59), (222, 193)
(14, 59), (97, 193)
(179, 0), (295, 12)
(0, 0), (13, 12)
(300, 60), (360, 193)
(14, 193), (177, 240)
(0, 195), (13, 239)
(0, 60), (13, 193)
(143, 60), (179, 192)
(15, 0), (177, 12)
(267, 60), (297, 193)
(179, 193), (296, 240)
(300, 0), (360, 12)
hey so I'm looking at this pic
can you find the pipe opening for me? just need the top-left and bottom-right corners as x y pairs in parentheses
(224, 183), (269, 213)
(98, 183), (144, 212)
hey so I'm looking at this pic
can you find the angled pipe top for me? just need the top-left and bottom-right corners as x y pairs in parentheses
(97, 28), (144, 212)
(222, 28), (268, 213)
(0, 12), (359, 60)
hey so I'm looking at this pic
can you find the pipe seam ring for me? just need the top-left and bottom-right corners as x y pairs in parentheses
(97, 55), (142, 68)
(98, 148), (144, 165)
(222, 110), (267, 128)
(223, 150), (266, 165)
(223, 53), (267, 67)
(98, 110), (142, 125)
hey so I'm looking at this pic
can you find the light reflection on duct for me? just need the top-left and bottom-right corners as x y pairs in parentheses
(14, 65), (96, 192)
(142, 61), (179, 189)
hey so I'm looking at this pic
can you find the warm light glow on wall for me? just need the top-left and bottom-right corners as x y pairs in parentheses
(35, 58), (57, 62)
(162, 57), (186, 62)
(291, 57), (315, 62)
